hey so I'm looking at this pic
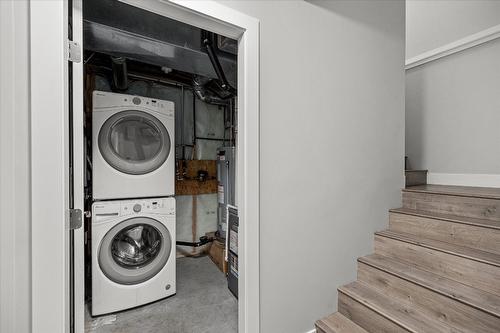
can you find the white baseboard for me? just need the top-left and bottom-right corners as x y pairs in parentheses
(427, 173), (500, 188)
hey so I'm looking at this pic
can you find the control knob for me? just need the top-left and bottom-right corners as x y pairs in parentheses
(133, 204), (141, 213)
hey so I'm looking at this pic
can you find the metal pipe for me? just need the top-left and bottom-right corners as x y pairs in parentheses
(87, 64), (190, 89)
(229, 98), (233, 145)
(180, 85), (185, 160)
(196, 137), (225, 142)
(111, 56), (128, 91)
(223, 105), (227, 146)
(203, 37), (235, 95)
(126, 73), (187, 88)
(192, 91), (196, 160)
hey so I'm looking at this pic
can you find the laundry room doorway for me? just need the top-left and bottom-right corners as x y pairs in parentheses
(29, 1), (259, 333)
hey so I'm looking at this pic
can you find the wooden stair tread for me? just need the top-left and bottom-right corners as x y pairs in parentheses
(390, 207), (500, 230)
(315, 312), (368, 333)
(376, 230), (500, 267)
(359, 253), (500, 318)
(403, 184), (500, 200)
(339, 281), (452, 332)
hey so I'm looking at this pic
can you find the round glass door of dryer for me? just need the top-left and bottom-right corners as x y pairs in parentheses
(98, 217), (172, 285)
(98, 110), (171, 175)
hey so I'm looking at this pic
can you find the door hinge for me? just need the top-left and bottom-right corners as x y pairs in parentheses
(67, 40), (82, 63)
(69, 209), (83, 230)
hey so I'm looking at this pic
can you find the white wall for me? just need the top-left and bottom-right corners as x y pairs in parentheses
(406, 0), (500, 179)
(218, 1), (405, 332)
(406, 0), (500, 58)
(0, 1), (405, 332)
(0, 1), (32, 332)
(406, 38), (500, 174)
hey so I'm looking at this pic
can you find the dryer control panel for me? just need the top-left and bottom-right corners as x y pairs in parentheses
(92, 197), (175, 223)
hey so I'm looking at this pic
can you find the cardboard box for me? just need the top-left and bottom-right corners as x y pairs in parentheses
(208, 239), (228, 274)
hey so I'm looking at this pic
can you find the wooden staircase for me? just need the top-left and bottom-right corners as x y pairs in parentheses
(316, 184), (500, 333)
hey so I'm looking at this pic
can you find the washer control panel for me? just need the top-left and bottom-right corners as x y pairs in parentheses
(93, 91), (174, 118)
(121, 198), (174, 215)
(93, 197), (175, 223)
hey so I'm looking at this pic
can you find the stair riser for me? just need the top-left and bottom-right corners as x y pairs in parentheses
(357, 262), (500, 333)
(338, 292), (410, 333)
(389, 212), (500, 254)
(374, 235), (500, 296)
(402, 192), (500, 222)
(405, 171), (427, 187)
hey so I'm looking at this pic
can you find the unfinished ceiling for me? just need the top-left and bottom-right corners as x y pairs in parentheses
(83, 0), (237, 87)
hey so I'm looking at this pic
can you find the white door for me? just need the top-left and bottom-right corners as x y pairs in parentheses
(30, 0), (84, 332)
(69, 0), (85, 332)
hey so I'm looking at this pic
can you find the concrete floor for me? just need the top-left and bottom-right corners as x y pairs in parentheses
(85, 256), (238, 333)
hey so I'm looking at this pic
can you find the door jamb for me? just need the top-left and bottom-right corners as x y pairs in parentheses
(117, 1), (261, 332)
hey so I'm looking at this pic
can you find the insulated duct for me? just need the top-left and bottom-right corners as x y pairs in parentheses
(192, 76), (229, 105)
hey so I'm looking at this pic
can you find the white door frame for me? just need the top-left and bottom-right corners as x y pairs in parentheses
(30, 1), (260, 332)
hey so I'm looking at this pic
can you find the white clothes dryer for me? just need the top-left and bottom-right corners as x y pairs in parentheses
(91, 197), (176, 316)
(92, 91), (175, 200)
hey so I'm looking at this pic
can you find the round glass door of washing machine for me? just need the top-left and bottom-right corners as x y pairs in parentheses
(98, 217), (172, 285)
(98, 110), (171, 175)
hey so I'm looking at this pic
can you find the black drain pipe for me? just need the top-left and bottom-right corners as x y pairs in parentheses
(111, 56), (128, 91)
(203, 37), (236, 96)
(176, 236), (214, 248)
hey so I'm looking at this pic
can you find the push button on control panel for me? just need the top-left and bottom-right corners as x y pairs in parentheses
(133, 204), (142, 213)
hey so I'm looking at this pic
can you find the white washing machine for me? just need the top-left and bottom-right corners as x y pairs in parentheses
(91, 197), (176, 316)
(92, 91), (175, 200)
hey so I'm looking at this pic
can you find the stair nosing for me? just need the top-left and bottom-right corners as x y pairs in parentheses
(338, 286), (415, 333)
(315, 319), (333, 333)
(315, 313), (368, 333)
(402, 185), (500, 200)
(389, 207), (500, 230)
(375, 230), (500, 267)
(338, 281), (450, 333)
(358, 254), (500, 318)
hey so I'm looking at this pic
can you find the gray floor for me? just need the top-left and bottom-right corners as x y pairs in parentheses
(85, 256), (238, 333)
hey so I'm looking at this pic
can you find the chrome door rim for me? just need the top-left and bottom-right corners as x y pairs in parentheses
(98, 110), (171, 175)
(98, 217), (172, 285)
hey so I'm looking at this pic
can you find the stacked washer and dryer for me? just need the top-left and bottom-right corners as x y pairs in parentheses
(91, 91), (176, 316)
